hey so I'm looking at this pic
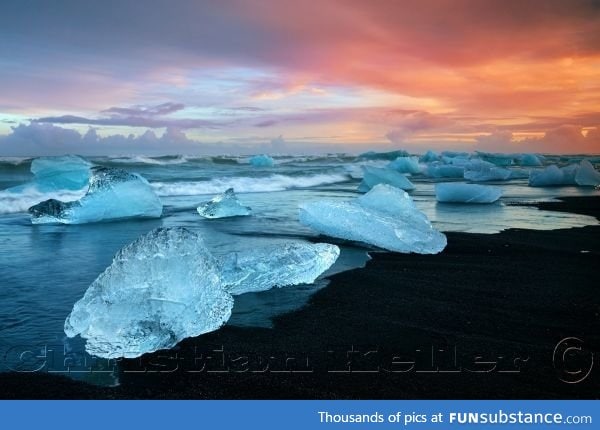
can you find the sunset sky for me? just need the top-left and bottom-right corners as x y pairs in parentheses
(1, 0), (599, 155)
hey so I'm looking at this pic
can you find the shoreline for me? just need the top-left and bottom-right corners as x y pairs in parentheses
(1, 196), (598, 399)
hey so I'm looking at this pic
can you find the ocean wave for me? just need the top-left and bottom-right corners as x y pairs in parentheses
(0, 187), (86, 214)
(102, 155), (193, 166)
(152, 173), (351, 196)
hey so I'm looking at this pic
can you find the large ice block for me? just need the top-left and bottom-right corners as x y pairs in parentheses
(221, 242), (340, 295)
(29, 166), (163, 224)
(64, 227), (233, 358)
(299, 184), (447, 254)
(435, 183), (502, 203)
(197, 188), (251, 218)
(529, 164), (578, 187)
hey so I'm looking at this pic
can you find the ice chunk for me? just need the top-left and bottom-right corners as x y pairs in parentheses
(197, 188), (251, 218)
(29, 155), (92, 191)
(575, 160), (600, 186)
(221, 243), (340, 295)
(299, 184), (447, 254)
(464, 160), (511, 181)
(358, 149), (409, 160)
(64, 228), (233, 358)
(358, 166), (415, 192)
(425, 162), (464, 178)
(249, 154), (275, 167)
(508, 169), (530, 179)
(529, 164), (578, 187)
(29, 166), (163, 224)
(476, 151), (515, 166)
(7, 155), (92, 195)
(387, 156), (421, 174)
(419, 150), (440, 163)
(518, 154), (543, 166)
(435, 183), (502, 203)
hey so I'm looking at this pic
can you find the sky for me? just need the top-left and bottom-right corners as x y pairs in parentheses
(1, 0), (599, 155)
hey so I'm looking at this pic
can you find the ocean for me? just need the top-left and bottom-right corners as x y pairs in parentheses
(0, 153), (598, 386)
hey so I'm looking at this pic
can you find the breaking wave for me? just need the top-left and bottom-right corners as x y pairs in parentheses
(152, 173), (351, 196)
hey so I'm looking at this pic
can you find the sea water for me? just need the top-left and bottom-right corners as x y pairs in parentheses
(0, 153), (598, 385)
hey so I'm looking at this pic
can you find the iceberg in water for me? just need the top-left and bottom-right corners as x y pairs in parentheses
(425, 162), (464, 178)
(29, 166), (163, 224)
(65, 228), (234, 358)
(7, 155), (92, 194)
(529, 164), (578, 187)
(29, 155), (92, 191)
(476, 151), (515, 166)
(387, 156), (421, 174)
(358, 166), (415, 192)
(221, 242), (339, 295)
(463, 159), (511, 182)
(358, 149), (409, 160)
(575, 160), (600, 187)
(249, 154), (275, 167)
(518, 154), (543, 167)
(299, 184), (447, 254)
(435, 183), (502, 203)
(197, 188), (251, 218)
(419, 150), (440, 163)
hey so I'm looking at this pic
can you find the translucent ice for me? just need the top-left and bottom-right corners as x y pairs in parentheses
(29, 166), (163, 224)
(518, 154), (543, 167)
(64, 228), (234, 358)
(476, 151), (515, 166)
(425, 162), (464, 178)
(249, 154), (275, 167)
(299, 184), (447, 254)
(197, 188), (251, 218)
(463, 160), (511, 182)
(29, 155), (92, 191)
(221, 242), (340, 295)
(358, 166), (415, 192)
(435, 183), (502, 203)
(387, 156), (421, 174)
(358, 149), (409, 160)
(529, 164), (578, 187)
(419, 150), (440, 163)
(575, 160), (600, 187)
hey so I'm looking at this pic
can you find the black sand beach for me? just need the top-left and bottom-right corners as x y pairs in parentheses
(1, 196), (598, 399)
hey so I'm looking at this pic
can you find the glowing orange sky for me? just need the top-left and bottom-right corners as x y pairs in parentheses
(0, 0), (599, 154)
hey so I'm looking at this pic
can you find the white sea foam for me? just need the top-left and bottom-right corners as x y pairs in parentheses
(0, 187), (87, 214)
(152, 173), (350, 196)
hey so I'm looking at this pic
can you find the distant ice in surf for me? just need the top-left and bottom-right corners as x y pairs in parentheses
(575, 160), (600, 187)
(387, 156), (422, 174)
(358, 166), (415, 192)
(249, 154), (275, 167)
(300, 183), (447, 254)
(463, 159), (511, 182)
(529, 164), (578, 187)
(29, 166), (162, 224)
(197, 188), (251, 218)
(435, 183), (502, 203)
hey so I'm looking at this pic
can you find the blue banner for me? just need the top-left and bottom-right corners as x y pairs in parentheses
(0, 400), (596, 429)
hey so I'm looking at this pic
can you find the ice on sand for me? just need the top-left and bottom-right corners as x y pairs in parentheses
(435, 183), (502, 203)
(197, 188), (251, 218)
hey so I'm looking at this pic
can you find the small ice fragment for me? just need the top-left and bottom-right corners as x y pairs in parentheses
(197, 188), (251, 218)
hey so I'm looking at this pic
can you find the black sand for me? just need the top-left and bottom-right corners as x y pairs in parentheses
(1, 196), (598, 399)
